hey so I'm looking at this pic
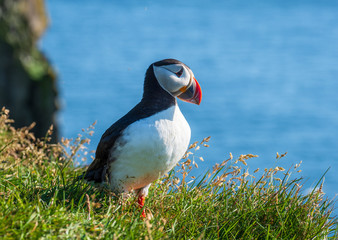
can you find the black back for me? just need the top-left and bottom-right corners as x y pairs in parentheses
(84, 61), (178, 183)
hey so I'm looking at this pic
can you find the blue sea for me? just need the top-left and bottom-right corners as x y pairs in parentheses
(41, 0), (338, 200)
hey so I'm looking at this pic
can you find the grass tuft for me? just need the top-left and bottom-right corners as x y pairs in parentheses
(0, 107), (337, 239)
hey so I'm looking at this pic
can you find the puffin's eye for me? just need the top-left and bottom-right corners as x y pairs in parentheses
(175, 67), (184, 77)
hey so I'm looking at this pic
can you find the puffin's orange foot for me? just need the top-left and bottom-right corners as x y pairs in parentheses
(137, 195), (146, 218)
(141, 209), (146, 218)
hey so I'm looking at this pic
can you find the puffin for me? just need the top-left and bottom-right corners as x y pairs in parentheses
(83, 59), (202, 217)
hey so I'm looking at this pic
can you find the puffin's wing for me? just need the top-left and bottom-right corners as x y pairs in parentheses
(83, 102), (146, 183)
(83, 103), (146, 184)
(82, 101), (170, 183)
(83, 123), (123, 183)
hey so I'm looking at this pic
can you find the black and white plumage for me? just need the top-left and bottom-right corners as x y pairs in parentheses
(83, 59), (202, 214)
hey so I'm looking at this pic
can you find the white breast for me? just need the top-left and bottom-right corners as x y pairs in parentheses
(109, 104), (191, 193)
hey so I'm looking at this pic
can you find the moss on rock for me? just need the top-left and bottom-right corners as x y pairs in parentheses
(0, 0), (58, 142)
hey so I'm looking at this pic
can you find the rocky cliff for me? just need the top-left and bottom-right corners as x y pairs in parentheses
(0, 0), (58, 141)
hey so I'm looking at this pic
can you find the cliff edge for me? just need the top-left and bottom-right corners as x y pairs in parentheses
(0, 0), (58, 141)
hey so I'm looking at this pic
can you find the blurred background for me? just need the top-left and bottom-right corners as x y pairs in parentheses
(1, 0), (337, 201)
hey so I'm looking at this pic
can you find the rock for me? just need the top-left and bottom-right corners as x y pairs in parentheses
(0, 0), (59, 142)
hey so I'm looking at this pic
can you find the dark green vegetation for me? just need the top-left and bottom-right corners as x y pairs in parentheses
(0, 108), (337, 239)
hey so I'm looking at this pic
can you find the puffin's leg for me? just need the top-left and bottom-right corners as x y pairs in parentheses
(136, 184), (151, 218)
(138, 195), (146, 218)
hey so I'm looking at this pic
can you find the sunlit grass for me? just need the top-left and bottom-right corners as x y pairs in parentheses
(0, 107), (337, 239)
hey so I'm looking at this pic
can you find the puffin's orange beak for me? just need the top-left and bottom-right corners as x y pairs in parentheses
(177, 77), (202, 105)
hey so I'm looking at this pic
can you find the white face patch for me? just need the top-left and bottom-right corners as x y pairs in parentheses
(153, 64), (192, 96)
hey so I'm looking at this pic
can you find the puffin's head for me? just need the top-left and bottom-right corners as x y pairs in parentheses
(152, 59), (202, 105)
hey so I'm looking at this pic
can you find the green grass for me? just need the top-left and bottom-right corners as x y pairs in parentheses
(0, 107), (337, 239)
